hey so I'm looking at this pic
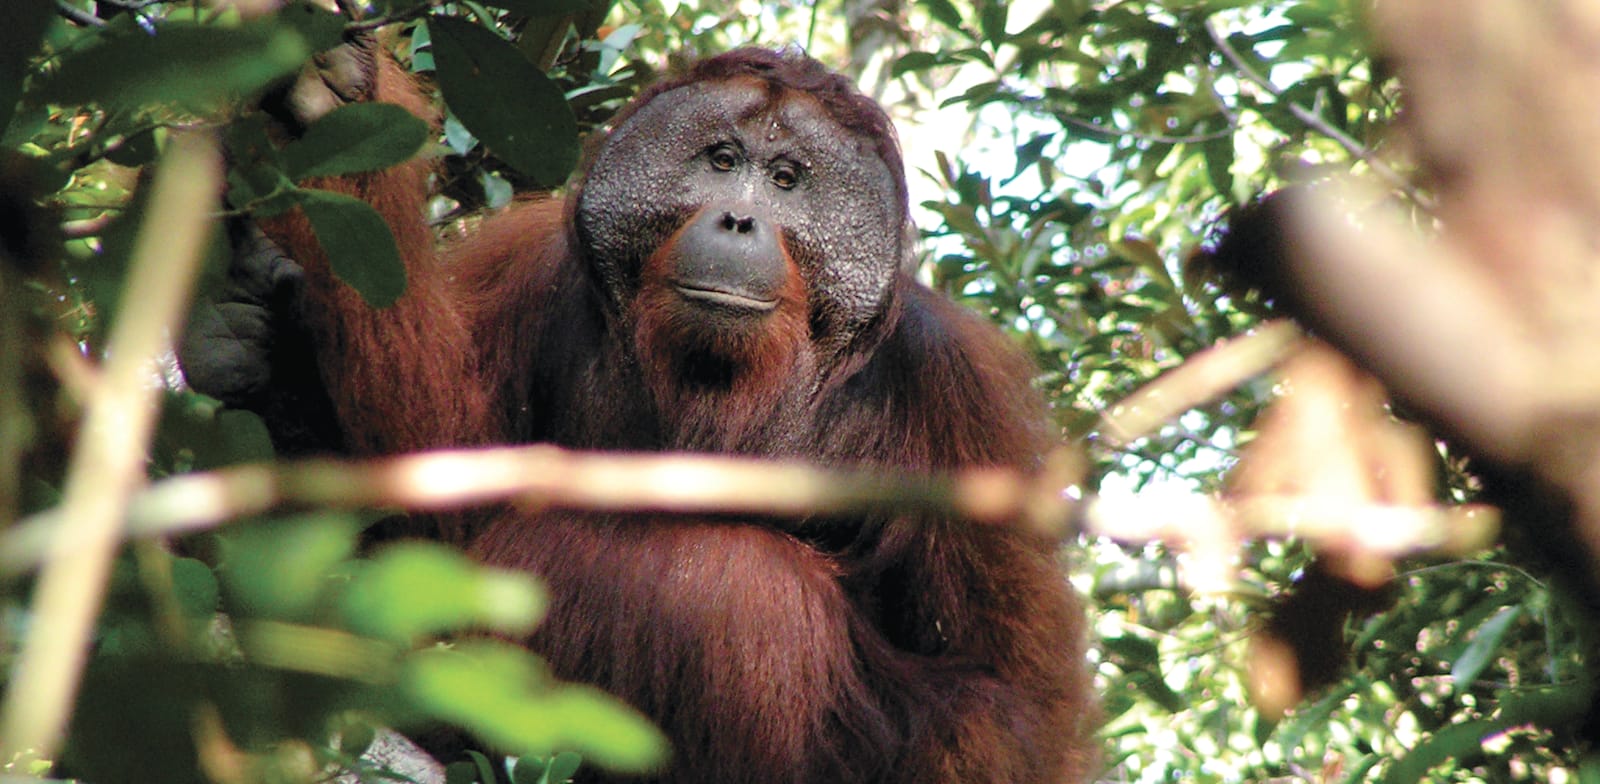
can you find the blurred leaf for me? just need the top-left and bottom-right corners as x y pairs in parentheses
(1498, 679), (1594, 728)
(1451, 605), (1519, 693)
(1203, 134), (1235, 201)
(480, 169), (514, 209)
(405, 641), (668, 772)
(466, 750), (500, 784)
(444, 113), (477, 156)
(65, 657), (207, 784)
(339, 542), (545, 644)
(892, 51), (944, 78)
(445, 761), (481, 784)
(171, 556), (220, 620)
(282, 103), (430, 180)
(295, 188), (409, 308)
(546, 752), (583, 782)
(510, 755), (550, 784)
(157, 392), (276, 471)
(979, 2), (1009, 45)
(1379, 719), (1498, 784)
(920, 0), (966, 34)
(36, 22), (311, 112)
(275, 1), (347, 53)
(1103, 634), (1160, 667)
(105, 127), (164, 167)
(1008, 133), (1054, 184)
(334, 714), (378, 758)
(427, 15), (579, 186)
(218, 513), (361, 622)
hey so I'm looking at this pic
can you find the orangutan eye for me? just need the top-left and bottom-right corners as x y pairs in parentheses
(771, 163), (799, 190)
(709, 144), (739, 172)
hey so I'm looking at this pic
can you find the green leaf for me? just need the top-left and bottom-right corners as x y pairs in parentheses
(427, 16), (579, 186)
(978, 2), (1008, 44)
(465, 750), (499, 784)
(334, 716), (378, 759)
(1582, 753), (1600, 784)
(276, 1), (347, 53)
(545, 752), (582, 782)
(1202, 133), (1234, 201)
(1499, 680), (1593, 727)
(509, 756), (549, 784)
(106, 127), (165, 168)
(891, 51), (943, 79)
(171, 556), (220, 620)
(445, 761), (482, 784)
(339, 542), (546, 644)
(405, 642), (668, 774)
(218, 513), (361, 622)
(920, 0), (966, 33)
(1102, 634), (1160, 667)
(1379, 719), (1498, 784)
(36, 21), (311, 112)
(295, 188), (409, 308)
(1450, 605), (1519, 693)
(1008, 133), (1054, 184)
(282, 103), (431, 180)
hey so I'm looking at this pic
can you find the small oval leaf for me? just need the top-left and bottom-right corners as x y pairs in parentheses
(283, 103), (431, 180)
(427, 16), (579, 186)
(547, 752), (583, 782)
(295, 188), (409, 308)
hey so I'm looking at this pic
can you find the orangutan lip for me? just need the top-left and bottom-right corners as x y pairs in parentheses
(672, 283), (780, 312)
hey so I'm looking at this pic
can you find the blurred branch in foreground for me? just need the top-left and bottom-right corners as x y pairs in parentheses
(1263, 0), (1600, 601)
(0, 130), (221, 767)
(1, 443), (1498, 579)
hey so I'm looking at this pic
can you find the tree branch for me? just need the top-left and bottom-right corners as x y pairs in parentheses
(0, 131), (221, 768)
(0, 444), (1498, 579)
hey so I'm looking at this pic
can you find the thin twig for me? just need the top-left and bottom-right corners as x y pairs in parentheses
(55, 1), (105, 27)
(347, 2), (438, 34)
(1060, 114), (1235, 146)
(0, 131), (221, 768)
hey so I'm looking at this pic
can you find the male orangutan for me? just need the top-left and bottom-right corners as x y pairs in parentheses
(182, 39), (1097, 784)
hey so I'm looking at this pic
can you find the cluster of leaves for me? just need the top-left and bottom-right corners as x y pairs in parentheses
(890, 0), (1598, 782)
(1, 2), (668, 783)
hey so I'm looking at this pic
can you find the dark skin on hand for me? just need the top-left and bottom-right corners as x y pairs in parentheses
(184, 47), (1097, 784)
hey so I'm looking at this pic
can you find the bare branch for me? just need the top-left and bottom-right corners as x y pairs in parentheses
(1099, 320), (1303, 449)
(0, 444), (1498, 582)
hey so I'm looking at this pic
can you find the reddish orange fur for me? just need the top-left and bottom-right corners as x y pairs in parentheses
(264, 48), (1098, 783)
